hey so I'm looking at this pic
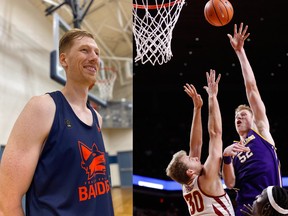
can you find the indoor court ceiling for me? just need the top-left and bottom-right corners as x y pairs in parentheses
(28, 0), (132, 59)
(133, 0), (288, 180)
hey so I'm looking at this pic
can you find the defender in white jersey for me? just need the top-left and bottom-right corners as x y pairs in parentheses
(166, 70), (235, 216)
(183, 176), (234, 215)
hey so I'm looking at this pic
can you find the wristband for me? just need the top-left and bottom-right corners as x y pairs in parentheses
(223, 156), (232, 164)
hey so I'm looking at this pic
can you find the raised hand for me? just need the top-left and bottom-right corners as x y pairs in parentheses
(203, 69), (221, 97)
(223, 141), (251, 157)
(184, 83), (203, 109)
(227, 22), (250, 52)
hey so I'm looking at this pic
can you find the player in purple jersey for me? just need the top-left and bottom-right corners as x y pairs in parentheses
(222, 23), (282, 216)
(166, 70), (235, 215)
(241, 186), (288, 216)
(0, 29), (114, 215)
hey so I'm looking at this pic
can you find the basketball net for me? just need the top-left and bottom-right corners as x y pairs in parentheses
(133, 0), (186, 65)
(96, 67), (117, 101)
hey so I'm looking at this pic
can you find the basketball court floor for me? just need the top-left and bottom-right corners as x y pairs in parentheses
(112, 187), (133, 216)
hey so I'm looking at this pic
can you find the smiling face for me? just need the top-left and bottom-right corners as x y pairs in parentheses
(59, 30), (100, 89)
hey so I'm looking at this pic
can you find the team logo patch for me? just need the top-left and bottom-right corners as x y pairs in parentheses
(78, 141), (106, 180)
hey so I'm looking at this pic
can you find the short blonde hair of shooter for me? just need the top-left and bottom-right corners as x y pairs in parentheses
(235, 104), (253, 115)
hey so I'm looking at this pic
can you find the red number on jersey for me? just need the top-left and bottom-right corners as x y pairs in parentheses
(184, 191), (204, 214)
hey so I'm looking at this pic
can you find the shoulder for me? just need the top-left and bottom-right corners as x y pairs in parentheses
(10, 94), (56, 147)
(21, 94), (56, 124)
(27, 94), (55, 113)
(250, 128), (275, 147)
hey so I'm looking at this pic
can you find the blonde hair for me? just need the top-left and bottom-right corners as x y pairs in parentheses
(235, 104), (253, 115)
(166, 150), (190, 185)
(59, 28), (96, 55)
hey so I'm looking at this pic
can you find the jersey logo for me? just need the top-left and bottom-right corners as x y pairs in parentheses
(78, 141), (106, 180)
(244, 134), (255, 145)
(65, 119), (72, 128)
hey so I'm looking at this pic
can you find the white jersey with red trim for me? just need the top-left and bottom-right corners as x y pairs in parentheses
(182, 177), (235, 216)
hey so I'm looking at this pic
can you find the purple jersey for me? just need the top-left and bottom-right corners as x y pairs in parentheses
(232, 129), (282, 216)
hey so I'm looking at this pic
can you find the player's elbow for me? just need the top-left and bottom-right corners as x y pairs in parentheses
(224, 181), (235, 189)
(209, 130), (222, 139)
(222, 175), (235, 189)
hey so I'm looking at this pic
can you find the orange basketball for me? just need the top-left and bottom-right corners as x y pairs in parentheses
(204, 0), (234, 27)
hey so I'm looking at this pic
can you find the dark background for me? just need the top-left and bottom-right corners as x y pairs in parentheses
(133, 0), (288, 214)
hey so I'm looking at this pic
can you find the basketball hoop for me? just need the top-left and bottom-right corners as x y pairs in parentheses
(132, 0), (186, 65)
(96, 67), (117, 101)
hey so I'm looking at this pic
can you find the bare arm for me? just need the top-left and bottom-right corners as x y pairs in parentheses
(202, 70), (223, 183)
(222, 142), (250, 188)
(222, 160), (235, 189)
(204, 70), (222, 173)
(228, 23), (274, 145)
(183, 84), (203, 159)
(0, 95), (55, 216)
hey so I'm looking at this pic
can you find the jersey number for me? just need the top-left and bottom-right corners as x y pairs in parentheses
(184, 191), (204, 214)
(237, 151), (253, 163)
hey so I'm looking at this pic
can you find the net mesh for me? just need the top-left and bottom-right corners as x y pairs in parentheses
(96, 68), (117, 101)
(133, 0), (186, 65)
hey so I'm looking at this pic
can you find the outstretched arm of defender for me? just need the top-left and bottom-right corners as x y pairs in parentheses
(184, 84), (203, 159)
(203, 69), (222, 178)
